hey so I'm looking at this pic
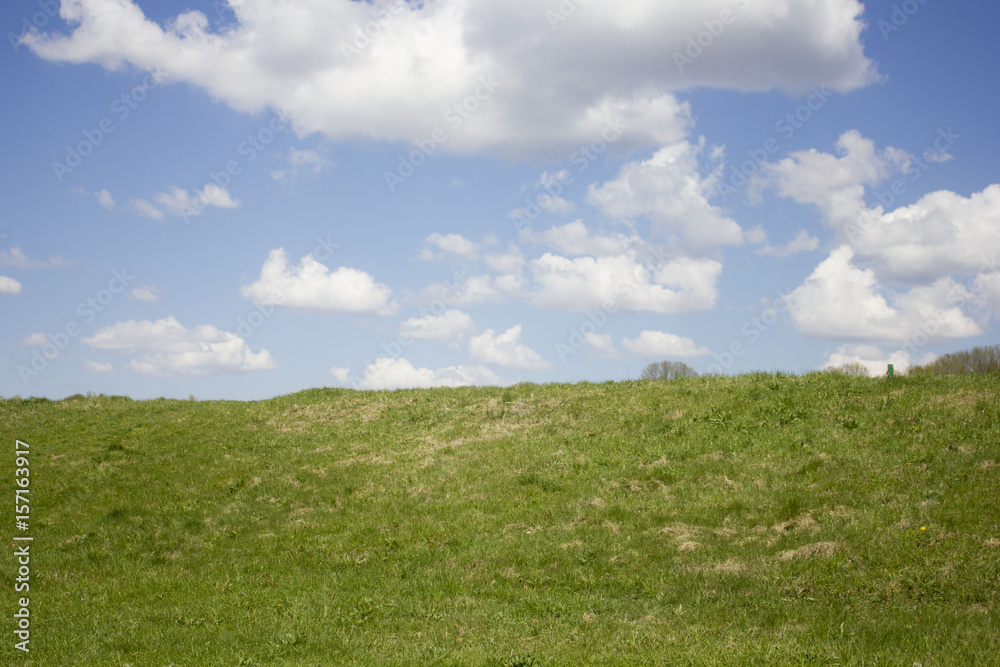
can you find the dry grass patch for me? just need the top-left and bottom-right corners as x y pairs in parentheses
(778, 541), (840, 561)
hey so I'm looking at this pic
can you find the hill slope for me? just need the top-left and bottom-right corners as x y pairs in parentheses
(2, 374), (999, 665)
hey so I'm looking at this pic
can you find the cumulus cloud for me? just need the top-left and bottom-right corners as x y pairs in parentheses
(469, 325), (551, 370)
(621, 330), (710, 357)
(752, 130), (909, 228)
(756, 229), (820, 258)
(0, 276), (22, 294)
(786, 246), (982, 343)
(586, 139), (744, 248)
(534, 220), (632, 257)
(418, 233), (484, 261)
(752, 132), (1000, 284)
(848, 185), (1000, 284)
(527, 252), (722, 313)
(398, 309), (477, 348)
(83, 360), (114, 374)
(22, 0), (875, 158)
(357, 357), (500, 390)
(81, 316), (277, 376)
(756, 131), (999, 343)
(241, 248), (397, 315)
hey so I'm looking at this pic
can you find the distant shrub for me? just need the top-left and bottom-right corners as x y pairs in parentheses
(911, 344), (1000, 376)
(641, 361), (699, 381)
(822, 362), (870, 377)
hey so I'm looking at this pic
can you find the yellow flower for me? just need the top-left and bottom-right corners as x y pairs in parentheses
(920, 526), (926, 530)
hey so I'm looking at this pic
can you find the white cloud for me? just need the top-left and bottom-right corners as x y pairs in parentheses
(528, 252), (722, 313)
(753, 130), (910, 228)
(848, 185), (1000, 284)
(621, 330), (710, 357)
(0, 276), (22, 294)
(586, 139), (744, 248)
(130, 198), (164, 219)
(756, 229), (820, 258)
(0, 246), (70, 269)
(241, 248), (397, 315)
(756, 132), (1000, 331)
(419, 233), (483, 261)
(129, 285), (161, 302)
(787, 246), (983, 343)
(83, 360), (114, 374)
(534, 220), (631, 257)
(398, 309), (476, 348)
(469, 325), (551, 370)
(584, 332), (619, 358)
(81, 316), (276, 377)
(153, 184), (240, 218)
(358, 357), (500, 390)
(22, 0), (875, 158)
(95, 189), (115, 210)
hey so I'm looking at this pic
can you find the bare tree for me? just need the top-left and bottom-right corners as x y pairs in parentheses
(641, 361), (699, 381)
(912, 344), (1000, 375)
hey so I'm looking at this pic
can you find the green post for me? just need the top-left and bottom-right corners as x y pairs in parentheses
(888, 364), (894, 378)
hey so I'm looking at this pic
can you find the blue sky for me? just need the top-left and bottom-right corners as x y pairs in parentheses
(2, 0), (998, 400)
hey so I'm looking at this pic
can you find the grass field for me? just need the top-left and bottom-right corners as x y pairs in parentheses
(2, 373), (999, 665)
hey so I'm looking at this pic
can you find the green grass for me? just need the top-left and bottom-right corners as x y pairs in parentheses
(2, 373), (999, 665)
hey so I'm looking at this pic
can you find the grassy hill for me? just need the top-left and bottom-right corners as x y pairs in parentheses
(2, 373), (999, 665)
